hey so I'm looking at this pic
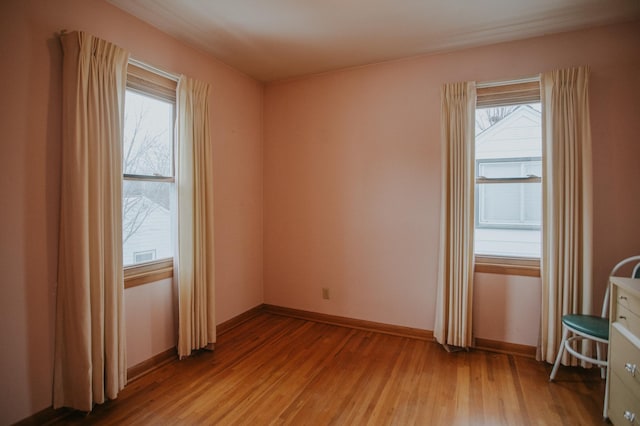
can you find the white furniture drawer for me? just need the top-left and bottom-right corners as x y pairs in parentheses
(616, 305), (640, 342)
(609, 372), (640, 426)
(618, 287), (640, 317)
(609, 277), (640, 424)
(611, 324), (640, 402)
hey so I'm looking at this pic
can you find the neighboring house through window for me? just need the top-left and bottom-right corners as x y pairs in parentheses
(123, 63), (177, 269)
(474, 80), (541, 260)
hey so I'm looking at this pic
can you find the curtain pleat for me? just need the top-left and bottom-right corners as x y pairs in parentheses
(176, 76), (216, 358)
(54, 31), (129, 411)
(539, 66), (593, 364)
(435, 81), (476, 349)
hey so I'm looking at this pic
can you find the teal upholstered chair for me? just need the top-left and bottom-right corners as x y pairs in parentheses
(550, 255), (640, 381)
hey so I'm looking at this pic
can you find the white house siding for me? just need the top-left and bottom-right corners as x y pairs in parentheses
(123, 197), (172, 266)
(476, 105), (541, 160)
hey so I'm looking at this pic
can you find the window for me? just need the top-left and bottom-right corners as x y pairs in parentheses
(474, 81), (541, 261)
(133, 249), (156, 263)
(476, 158), (541, 229)
(123, 62), (177, 285)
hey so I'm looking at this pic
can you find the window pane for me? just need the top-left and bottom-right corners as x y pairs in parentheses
(124, 90), (174, 177)
(523, 182), (542, 223)
(475, 103), (541, 258)
(475, 228), (541, 257)
(123, 180), (173, 266)
(479, 183), (521, 224)
(478, 162), (521, 179)
(478, 181), (541, 226)
(134, 250), (156, 263)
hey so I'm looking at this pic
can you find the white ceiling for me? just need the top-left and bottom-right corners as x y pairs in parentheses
(107, 0), (640, 82)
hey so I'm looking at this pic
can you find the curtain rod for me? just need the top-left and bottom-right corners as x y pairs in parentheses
(129, 57), (180, 82)
(58, 30), (181, 82)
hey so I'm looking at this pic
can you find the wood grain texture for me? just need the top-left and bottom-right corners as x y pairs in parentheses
(123, 259), (173, 289)
(53, 312), (607, 425)
(127, 347), (177, 382)
(263, 304), (433, 341)
(474, 337), (537, 359)
(474, 256), (540, 277)
(474, 262), (540, 277)
(217, 304), (264, 336)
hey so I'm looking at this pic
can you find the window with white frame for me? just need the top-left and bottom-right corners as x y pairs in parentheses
(476, 157), (541, 229)
(133, 249), (157, 264)
(123, 63), (176, 268)
(474, 80), (541, 259)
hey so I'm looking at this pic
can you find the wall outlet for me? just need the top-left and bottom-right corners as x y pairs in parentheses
(322, 287), (330, 300)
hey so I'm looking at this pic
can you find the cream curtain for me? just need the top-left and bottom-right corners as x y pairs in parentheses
(176, 76), (216, 358)
(434, 81), (476, 349)
(54, 31), (129, 411)
(539, 66), (593, 364)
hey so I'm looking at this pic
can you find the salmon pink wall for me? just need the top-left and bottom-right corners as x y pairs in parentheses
(125, 279), (176, 368)
(473, 273), (540, 346)
(0, 0), (263, 423)
(263, 21), (640, 336)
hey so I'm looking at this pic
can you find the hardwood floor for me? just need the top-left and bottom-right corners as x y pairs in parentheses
(56, 312), (607, 425)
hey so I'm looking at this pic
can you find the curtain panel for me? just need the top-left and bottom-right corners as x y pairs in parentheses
(539, 66), (593, 364)
(176, 76), (216, 358)
(54, 31), (129, 411)
(434, 81), (477, 349)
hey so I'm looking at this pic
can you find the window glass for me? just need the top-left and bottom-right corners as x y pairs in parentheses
(123, 89), (175, 267)
(479, 162), (519, 178)
(479, 182), (521, 224)
(475, 103), (541, 258)
(123, 91), (173, 177)
(134, 250), (156, 263)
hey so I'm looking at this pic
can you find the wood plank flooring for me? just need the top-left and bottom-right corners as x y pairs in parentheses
(56, 312), (607, 425)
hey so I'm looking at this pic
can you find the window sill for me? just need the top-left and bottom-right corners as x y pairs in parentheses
(124, 258), (173, 289)
(474, 255), (540, 277)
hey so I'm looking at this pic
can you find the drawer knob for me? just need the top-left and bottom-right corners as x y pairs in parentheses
(625, 363), (638, 376)
(624, 410), (636, 422)
(620, 316), (628, 320)
(620, 296), (628, 300)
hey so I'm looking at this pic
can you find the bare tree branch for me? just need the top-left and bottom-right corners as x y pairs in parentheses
(122, 95), (172, 247)
(476, 106), (518, 132)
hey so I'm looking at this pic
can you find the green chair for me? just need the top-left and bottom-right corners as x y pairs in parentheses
(549, 255), (640, 382)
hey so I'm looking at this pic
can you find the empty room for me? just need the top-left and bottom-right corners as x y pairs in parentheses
(2, 0), (640, 424)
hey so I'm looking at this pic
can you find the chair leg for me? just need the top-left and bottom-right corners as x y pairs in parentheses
(596, 342), (606, 379)
(604, 370), (610, 419)
(550, 327), (570, 381)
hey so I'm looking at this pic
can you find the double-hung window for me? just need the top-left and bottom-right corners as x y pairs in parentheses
(123, 63), (177, 286)
(474, 80), (542, 272)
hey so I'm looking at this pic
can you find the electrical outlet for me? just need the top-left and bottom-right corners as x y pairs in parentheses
(322, 288), (330, 300)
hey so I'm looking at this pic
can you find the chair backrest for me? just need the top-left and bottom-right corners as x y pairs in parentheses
(601, 255), (640, 317)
